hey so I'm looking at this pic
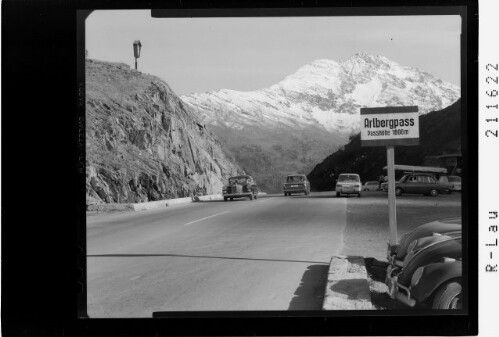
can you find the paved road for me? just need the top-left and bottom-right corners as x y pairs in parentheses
(87, 192), (348, 317)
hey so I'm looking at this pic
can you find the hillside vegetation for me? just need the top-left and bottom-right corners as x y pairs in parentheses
(307, 100), (462, 191)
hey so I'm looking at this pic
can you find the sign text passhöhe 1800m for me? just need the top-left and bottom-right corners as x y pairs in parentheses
(360, 106), (419, 147)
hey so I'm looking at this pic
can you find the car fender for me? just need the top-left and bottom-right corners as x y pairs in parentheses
(411, 261), (462, 304)
(395, 219), (462, 260)
(397, 237), (462, 285)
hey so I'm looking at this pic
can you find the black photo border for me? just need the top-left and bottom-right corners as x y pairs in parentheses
(1, 0), (478, 336)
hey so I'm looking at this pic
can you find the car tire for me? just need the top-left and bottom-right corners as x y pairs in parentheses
(230, 198), (233, 201)
(430, 189), (439, 197)
(336, 192), (340, 197)
(432, 281), (462, 309)
(254, 193), (258, 199)
(249, 194), (254, 200)
(395, 188), (402, 196)
(358, 193), (361, 198)
(223, 197), (228, 202)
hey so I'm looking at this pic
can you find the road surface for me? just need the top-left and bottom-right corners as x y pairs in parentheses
(87, 192), (348, 317)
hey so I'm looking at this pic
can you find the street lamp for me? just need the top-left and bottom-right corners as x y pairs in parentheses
(133, 40), (142, 70)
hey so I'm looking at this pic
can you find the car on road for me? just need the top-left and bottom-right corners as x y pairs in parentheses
(383, 173), (452, 196)
(363, 181), (380, 191)
(385, 235), (462, 309)
(283, 174), (310, 196)
(222, 175), (259, 201)
(335, 173), (362, 197)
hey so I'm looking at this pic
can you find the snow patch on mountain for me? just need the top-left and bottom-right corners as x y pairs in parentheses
(182, 53), (459, 135)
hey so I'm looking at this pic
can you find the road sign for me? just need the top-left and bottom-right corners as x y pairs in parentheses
(360, 106), (420, 246)
(360, 106), (419, 147)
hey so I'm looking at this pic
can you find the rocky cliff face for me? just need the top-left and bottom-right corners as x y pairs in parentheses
(86, 60), (244, 205)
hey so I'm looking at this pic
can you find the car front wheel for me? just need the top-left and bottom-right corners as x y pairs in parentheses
(336, 192), (340, 197)
(395, 188), (402, 196)
(429, 189), (439, 197)
(432, 281), (462, 309)
(358, 193), (361, 198)
(223, 197), (228, 201)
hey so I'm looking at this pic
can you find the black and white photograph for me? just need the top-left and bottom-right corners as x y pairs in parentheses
(83, 9), (467, 318)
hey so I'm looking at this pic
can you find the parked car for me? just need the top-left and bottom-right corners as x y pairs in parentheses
(380, 181), (388, 191)
(447, 176), (462, 191)
(363, 181), (380, 191)
(385, 236), (462, 309)
(383, 173), (452, 196)
(387, 217), (462, 265)
(283, 174), (310, 196)
(335, 173), (362, 197)
(222, 175), (259, 201)
(437, 176), (457, 194)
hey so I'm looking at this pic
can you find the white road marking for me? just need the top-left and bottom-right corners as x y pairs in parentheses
(184, 211), (230, 226)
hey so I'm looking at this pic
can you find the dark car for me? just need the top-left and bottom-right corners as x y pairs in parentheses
(387, 217), (462, 265)
(385, 236), (462, 309)
(384, 173), (452, 196)
(222, 175), (259, 201)
(283, 174), (310, 196)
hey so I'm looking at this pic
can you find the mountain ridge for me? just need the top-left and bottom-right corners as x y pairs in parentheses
(180, 53), (460, 192)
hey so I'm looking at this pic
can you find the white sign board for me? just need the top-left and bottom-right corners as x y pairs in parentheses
(360, 106), (419, 146)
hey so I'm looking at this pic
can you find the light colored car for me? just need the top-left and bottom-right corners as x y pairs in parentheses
(335, 173), (362, 197)
(363, 181), (380, 191)
(447, 176), (462, 191)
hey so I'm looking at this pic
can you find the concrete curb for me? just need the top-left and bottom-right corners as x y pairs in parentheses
(86, 203), (135, 212)
(195, 194), (223, 201)
(88, 192), (270, 213)
(322, 256), (375, 310)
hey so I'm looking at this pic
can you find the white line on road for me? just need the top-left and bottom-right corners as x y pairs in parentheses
(184, 211), (230, 226)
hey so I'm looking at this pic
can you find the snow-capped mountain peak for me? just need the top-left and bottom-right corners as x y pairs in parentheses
(180, 53), (460, 193)
(181, 53), (460, 134)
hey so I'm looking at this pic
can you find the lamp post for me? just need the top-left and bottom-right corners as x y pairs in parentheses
(133, 40), (142, 70)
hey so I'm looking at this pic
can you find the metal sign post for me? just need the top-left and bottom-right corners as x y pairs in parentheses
(360, 106), (419, 247)
(386, 145), (397, 245)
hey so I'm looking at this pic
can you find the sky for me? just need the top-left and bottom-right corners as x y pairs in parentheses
(86, 10), (461, 95)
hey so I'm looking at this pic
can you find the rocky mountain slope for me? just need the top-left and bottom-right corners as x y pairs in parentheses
(86, 60), (244, 205)
(181, 53), (460, 192)
(307, 100), (462, 191)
